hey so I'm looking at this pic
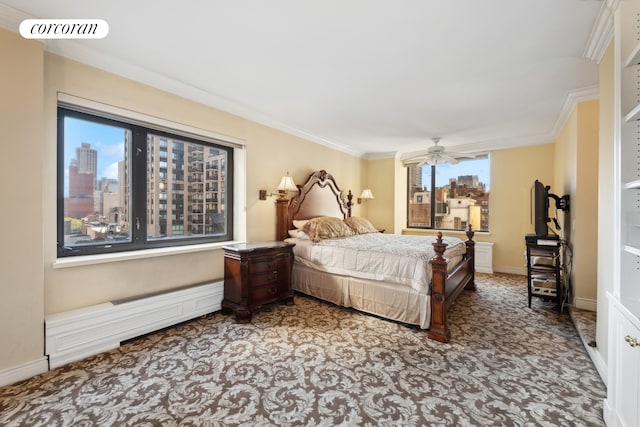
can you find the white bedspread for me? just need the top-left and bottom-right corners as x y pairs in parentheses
(285, 233), (467, 294)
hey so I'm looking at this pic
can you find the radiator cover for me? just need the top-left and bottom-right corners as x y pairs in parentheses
(45, 281), (223, 369)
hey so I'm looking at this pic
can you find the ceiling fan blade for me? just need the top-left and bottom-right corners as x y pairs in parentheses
(440, 153), (459, 164)
(403, 138), (476, 166)
(446, 151), (476, 159)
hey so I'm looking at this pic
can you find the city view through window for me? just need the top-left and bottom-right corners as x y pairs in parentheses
(407, 158), (490, 231)
(60, 112), (230, 255)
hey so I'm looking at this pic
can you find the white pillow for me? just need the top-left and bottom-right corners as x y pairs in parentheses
(292, 219), (309, 230)
(288, 229), (310, 240)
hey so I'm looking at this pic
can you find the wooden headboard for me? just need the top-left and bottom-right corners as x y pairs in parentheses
(276, 170), (352, 241)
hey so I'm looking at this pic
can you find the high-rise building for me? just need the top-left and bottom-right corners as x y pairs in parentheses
(408, 165), (423, 192)
(75, 142), (98, 189)
(146, 135), (226, 239)
(66, 159), (95, 218)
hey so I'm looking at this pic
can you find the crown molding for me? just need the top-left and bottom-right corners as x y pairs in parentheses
(583, 0), (618, 63)
(0, 1), (606, 160)
(43, 39), (363, 158)
(362, 151), (397, 160)
(0, 2), (32, 34)
(551, 85), (599, 137)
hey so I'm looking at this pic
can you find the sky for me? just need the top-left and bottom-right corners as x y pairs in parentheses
(64, 116), (126, 185)
(423, 158), (491, 190)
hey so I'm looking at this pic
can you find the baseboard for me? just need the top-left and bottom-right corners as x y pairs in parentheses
(574, 297), (597, 312)
(494, 266), (527, 275)
(584, 343), (607, 384)
(603, 398), (616, 427)
(45, 281), (224, 369)
(0, 357), (49, 387)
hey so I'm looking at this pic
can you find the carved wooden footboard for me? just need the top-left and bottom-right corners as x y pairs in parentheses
(428, 228), (475, 342)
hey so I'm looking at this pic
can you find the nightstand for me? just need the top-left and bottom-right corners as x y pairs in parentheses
(221, 241), (295, 323)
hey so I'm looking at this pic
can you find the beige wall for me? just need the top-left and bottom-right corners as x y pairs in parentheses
(42, 54), (363, 314)
(0, 29), (45, 372)
(0, 28), (364, 374)
(554, 99), (599, 310)
(362, 158), (396, 233)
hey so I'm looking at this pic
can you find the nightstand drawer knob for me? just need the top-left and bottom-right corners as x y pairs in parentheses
(625, 335), (639, 347)
(269, 286), (278, 295)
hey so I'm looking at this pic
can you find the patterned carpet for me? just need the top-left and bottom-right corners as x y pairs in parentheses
(0, 273), (606, 426)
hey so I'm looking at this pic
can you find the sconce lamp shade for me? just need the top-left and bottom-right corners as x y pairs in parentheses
(259, 173), (297, 201)
(277, 175), (297, 192)
(359, 188), (375, 200)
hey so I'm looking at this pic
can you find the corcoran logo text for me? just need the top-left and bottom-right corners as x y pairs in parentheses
(19, 19), (109, 39)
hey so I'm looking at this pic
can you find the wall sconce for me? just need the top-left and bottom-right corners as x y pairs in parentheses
(358, 188), (375, 204)
(259, 172), (297, 201)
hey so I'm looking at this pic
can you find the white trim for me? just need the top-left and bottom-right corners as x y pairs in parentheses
(551, 85), (600, 137)
(0, 3), (33, 35)
(0, 357), (49, 387)
(45, 38), (361, 157)
(46, 281), (224, 369)
(583, 0), (617, 63)
(53, 240), (244, 269)
(494, 266), (527, 276)
(584, 342), (608, 385)
(574, 297), (598, 312)
(58, 92), (245, 148)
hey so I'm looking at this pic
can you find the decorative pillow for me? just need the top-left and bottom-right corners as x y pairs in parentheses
(344, 216), (378, 234)
(302, 216), (355, 242)
(292, 219), (309, 230)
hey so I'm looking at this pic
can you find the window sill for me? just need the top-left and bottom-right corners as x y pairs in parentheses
(53, 240), (245, 269)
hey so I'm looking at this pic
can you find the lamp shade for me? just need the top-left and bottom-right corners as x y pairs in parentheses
(359, 188), (374, 200)
(277, 175), (297, 192)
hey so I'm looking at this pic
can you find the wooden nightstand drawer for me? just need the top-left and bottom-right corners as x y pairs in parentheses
(249, 270), (284, 287)
(249, 281), (289, 304)
(221, 241), (295, 323)
(248, 256), (288, 275)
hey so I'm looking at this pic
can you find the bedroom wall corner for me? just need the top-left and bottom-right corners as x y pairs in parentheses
(553, 99), (599, 312)
(489, 144), (555, 274)
(361, 157), (396, 233)
(0, 28), (46, 377)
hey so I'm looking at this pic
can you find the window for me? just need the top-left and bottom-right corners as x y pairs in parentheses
(57, 107), (233, 257)
(406, 157), (490, 231)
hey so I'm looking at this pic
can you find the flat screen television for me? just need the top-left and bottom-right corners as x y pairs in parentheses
(531, 179), (551, 237)
(530, 180), (570, 238)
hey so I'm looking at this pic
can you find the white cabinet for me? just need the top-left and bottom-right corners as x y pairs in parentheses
(607, 299), (640, 427)
(607, 0), (640, 425)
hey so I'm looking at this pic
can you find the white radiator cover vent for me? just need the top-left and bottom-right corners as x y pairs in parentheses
(45, 281), (223, 369)
(474, 241), (494, 273)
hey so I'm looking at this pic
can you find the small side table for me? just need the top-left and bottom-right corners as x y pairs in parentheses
(221, 241), (295, 323)
(525, 240), (562, 311)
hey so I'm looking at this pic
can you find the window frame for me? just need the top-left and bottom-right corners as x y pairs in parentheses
(57, 106), (235, 258)
(405, 158), (490, 232)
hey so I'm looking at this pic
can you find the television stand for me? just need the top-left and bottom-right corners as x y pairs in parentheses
(525, 233), (559, 245)
(525, 237), (562, 311)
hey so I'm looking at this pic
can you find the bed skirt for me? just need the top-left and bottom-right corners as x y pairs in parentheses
(291, 262), (430, 329)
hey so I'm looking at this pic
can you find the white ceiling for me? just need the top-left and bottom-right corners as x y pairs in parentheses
(1, 1), (605, 158)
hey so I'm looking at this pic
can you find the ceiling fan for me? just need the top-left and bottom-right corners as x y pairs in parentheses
(402, 138), (476, 166)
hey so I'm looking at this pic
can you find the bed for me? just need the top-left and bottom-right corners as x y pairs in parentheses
(275, 170), (476, 342)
